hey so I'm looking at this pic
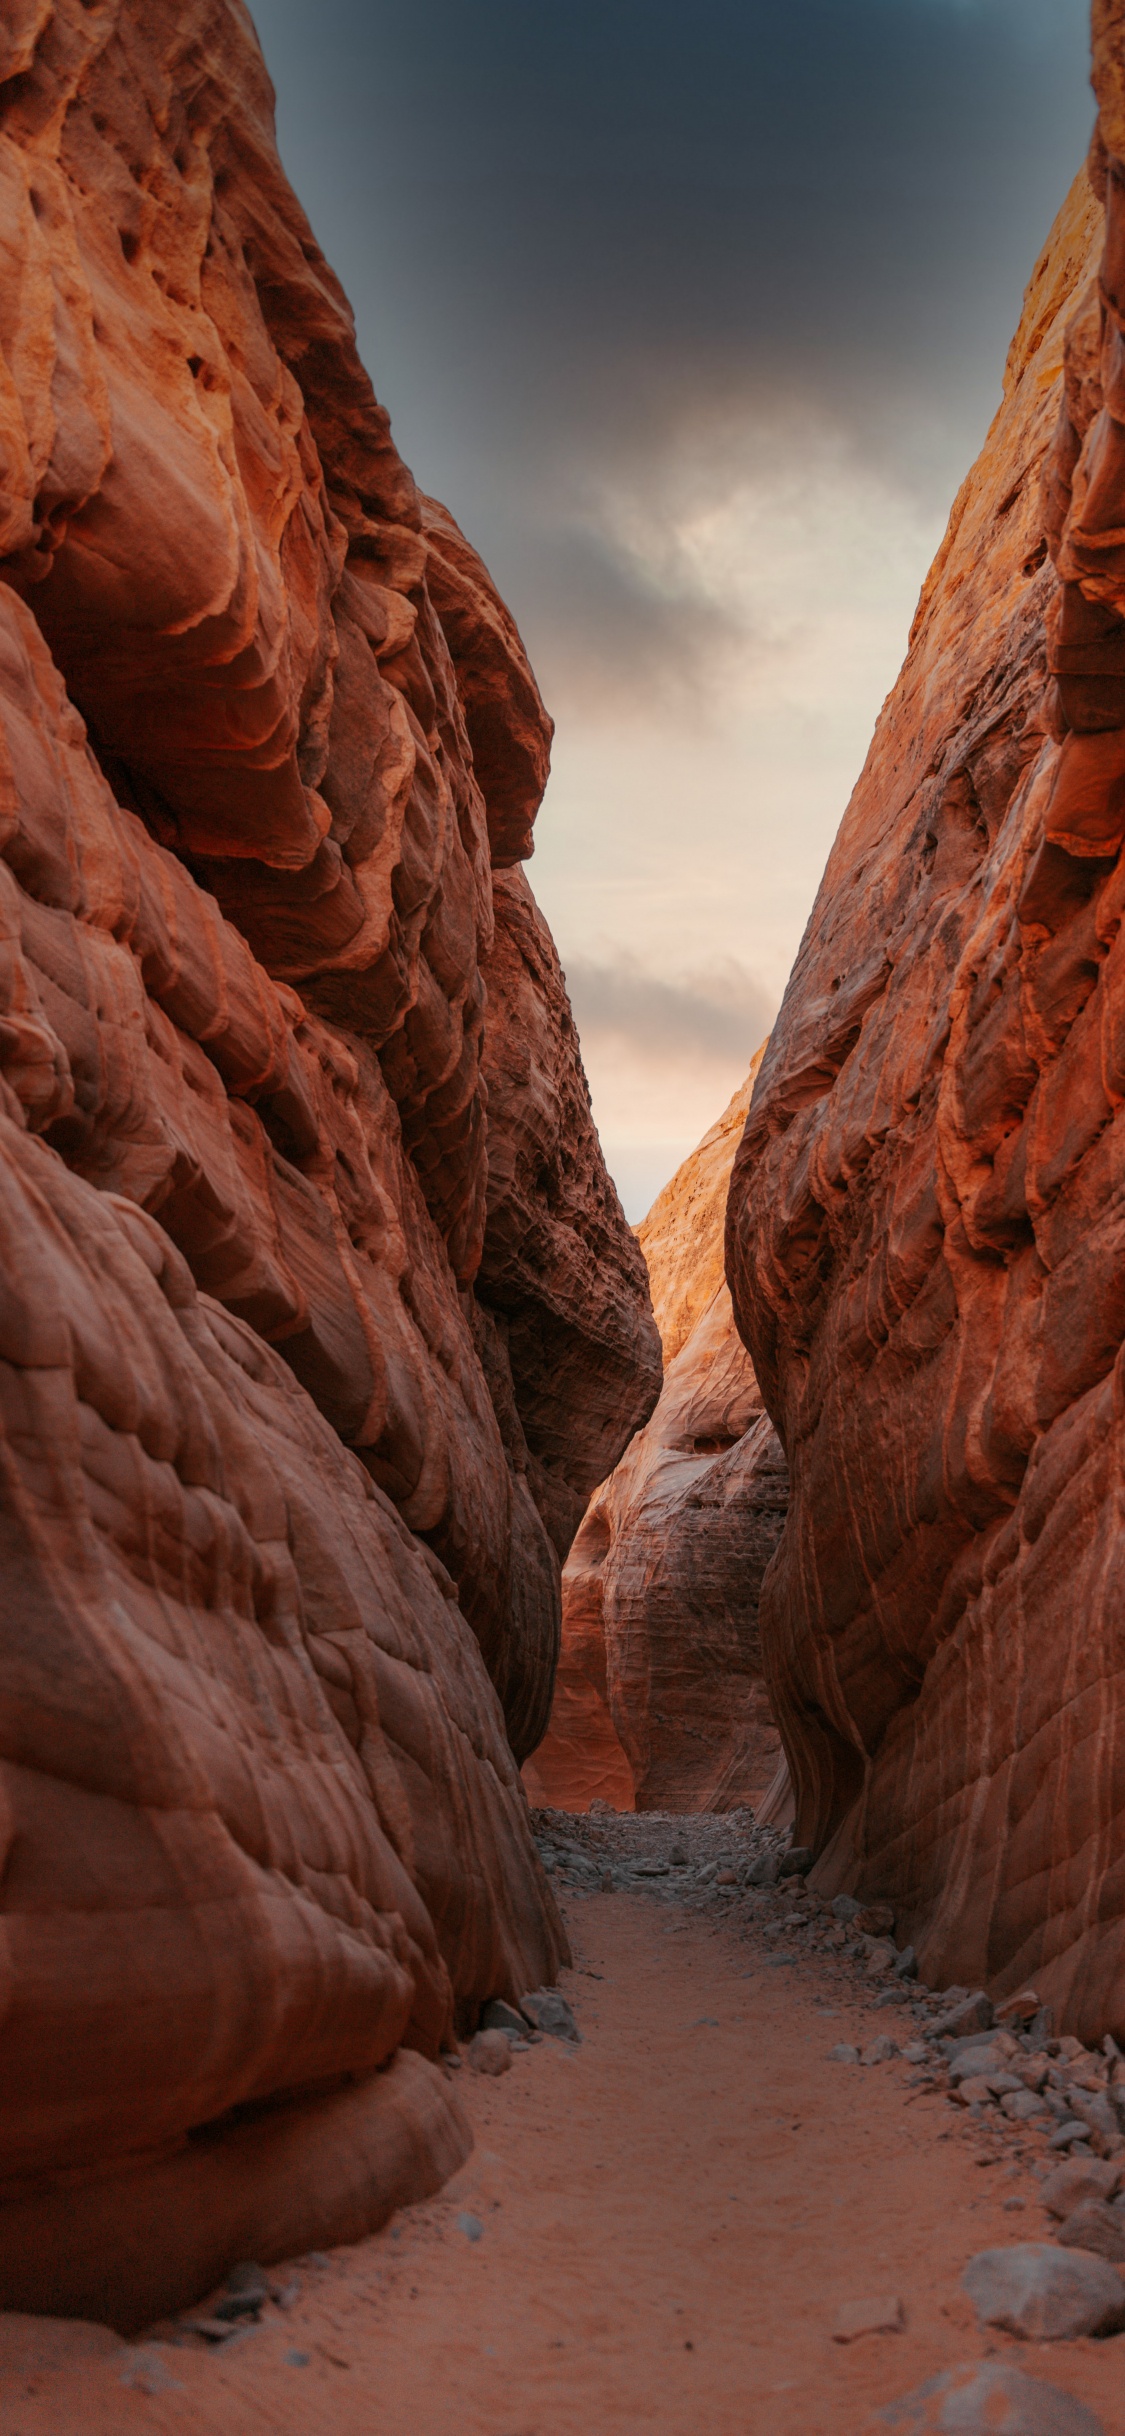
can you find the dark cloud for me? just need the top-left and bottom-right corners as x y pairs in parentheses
(250, 0), (1093, 706)
(563, 954), (775, 1070)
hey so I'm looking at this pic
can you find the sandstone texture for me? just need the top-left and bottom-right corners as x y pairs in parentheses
(638, 1053), (763, 1365)
(0, 0), (657, 2319)
(728, 149), (1125, 2037)
(528, 1066), (785, 1813)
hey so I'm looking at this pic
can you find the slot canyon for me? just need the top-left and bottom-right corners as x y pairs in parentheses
(0, 3), (1124, 2432)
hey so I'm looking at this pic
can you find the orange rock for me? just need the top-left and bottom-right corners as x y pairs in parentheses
(728, 148), (1125, 2037)
(532, 1069), (784, 1813)
(0, 0), (658, 2310)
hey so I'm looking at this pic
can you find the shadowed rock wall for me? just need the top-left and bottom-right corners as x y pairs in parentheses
(529, 1059), (786, 1814)
(0, 0), (658, 2318)
(728, 137), (1125, 2038)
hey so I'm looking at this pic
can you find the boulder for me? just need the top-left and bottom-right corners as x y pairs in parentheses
(962, 2244), (1125, 2340)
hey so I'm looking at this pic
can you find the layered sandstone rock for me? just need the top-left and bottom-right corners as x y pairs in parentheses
(638, 1055), (762, 1365)
(728, 142), (1125, 2038)
(0, 0), (657, 2318)
(528, 1065), (785, 1814)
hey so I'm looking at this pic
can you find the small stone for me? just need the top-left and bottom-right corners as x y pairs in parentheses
(866, 1939), (898, 1976)
(480, 1998), (529, 2041)
(996, 1988), (1043, 2027)
(119, 2349), (184, 2395)
(829, 2043), (860, 2063)
(1047, 2120), (1093, 2151)
(716, 1868), (739, 1886)
(778, 1846), (814, 1877)
(894, 1945), (919, 1980)
(1041, 2158), (1122, 2220)
(456, 2212), (483, 2243)
(600, 1872), (615, 1892)
(1055, 2199), (1125, 2264)
(520, 1988), (582, 2043)
(831, 1893), (863, 1922)
(862, 2035), (899, 2066)
(745, 1855), (779, 1887)
(631, 1858), (670, 1877)
(962, 2242), (1125, 2339)
(878, 2358), (1106, 2433)
(1003, 2197), (1027, 2211)
(468, 2029), (513, 2075)
(931, 1992), (994, 2040)
(669, 1845), (688, 1866)
(284, 2350), (311, 2368)
(854, 1903), (896, 1938)
(1002, 2090), (1050, 2122)
(832, 2294), (905, 2342)
(901, 2042), (931, 2065)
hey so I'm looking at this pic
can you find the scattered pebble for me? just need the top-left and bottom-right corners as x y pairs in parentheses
(832, 2293), (905, 2342)
(829, 2043), (860, 2064)
(457, 2212), (484, 2243)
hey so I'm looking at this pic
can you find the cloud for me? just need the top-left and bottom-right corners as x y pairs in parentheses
(565, 953), (774, 1071)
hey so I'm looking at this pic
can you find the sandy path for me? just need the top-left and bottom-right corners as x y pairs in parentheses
(3, 1890), (1122, 2436)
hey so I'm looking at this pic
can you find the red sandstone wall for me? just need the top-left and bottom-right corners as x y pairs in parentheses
(727, 146), (1125, 2038)
(530, 1058), (785, 1815)
(0, 0), (658, 2316)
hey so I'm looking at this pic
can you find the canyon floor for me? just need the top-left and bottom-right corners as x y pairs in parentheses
(3, 1818), (1123, 2436)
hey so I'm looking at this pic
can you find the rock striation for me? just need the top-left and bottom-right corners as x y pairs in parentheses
(729, 130), (1125, 2038)
(0, 0), (658, 2322)
(528, 1060), (785, 1814)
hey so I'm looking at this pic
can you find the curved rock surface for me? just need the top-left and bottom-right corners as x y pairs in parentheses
(729, 143), (1125, 2038)
(529, 1069), (785, 1813)
(638, 1052), (763, 1365)
(0, 0), (657, 2317)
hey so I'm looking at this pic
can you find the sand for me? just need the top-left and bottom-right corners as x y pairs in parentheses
(2, 1888), (1122, 2436)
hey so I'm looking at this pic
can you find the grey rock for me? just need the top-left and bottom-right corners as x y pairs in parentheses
(829, 2043), (860, 2064)
(520, 1988), (582, 2043)
(879, 2358), (1106, 2432)
(456, 2212), (483, 2243)
(931, 1992), (994, 2040)
(630, 1858), (670, 1877)
(962, 2242), (1125, 2339)
(831, 1894), (863, 1922)
(744, 1854), (780, 1888)
(481, 1998), (529, 2041)
(1041, 2158), (1122, 2220)
(1002, 2089), (1050, 2122)
(778, 1846), (814, 1877)
(862, 2036), (900, 2066)
(1055, 2199), (1125, 2264)
(902, 2042), (931, 2065)
(894, 1946), (919, 1980)
(1048, 2121), (1095, 2152)
(1068, 2090), (1120, 2147)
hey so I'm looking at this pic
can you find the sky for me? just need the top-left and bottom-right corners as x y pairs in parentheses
(250, 0), (1095, 1218)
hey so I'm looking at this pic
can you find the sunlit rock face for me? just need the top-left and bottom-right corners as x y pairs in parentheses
(527, 1058), (786, 1815)
(727, 145), (1125, 2039)
(0, 0), (657, 2318)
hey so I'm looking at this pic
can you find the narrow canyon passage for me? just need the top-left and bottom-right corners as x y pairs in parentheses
(5, 1853), (1121, 2436)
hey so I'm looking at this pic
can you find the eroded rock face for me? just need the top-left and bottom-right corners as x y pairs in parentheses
(528, 1067), (785, 1814)
(0, 0), (655, 2315)
(728, 149), (1125, 2038)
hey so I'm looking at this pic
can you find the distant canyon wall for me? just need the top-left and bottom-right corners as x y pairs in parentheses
(0, 0), (659, 2323)
(729, 113), (1125, 2039)
(529, 1056), (786, 1815)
